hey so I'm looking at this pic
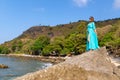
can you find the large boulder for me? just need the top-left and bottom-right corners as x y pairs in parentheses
(14, 47), (120, 80)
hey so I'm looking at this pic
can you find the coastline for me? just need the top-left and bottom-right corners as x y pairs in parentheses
(0, 53), (120, 67)
(0, 54), (66, 64)
(14, 47), (120, 80)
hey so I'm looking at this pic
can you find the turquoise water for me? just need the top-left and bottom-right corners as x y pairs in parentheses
(0, 56), (52, 80)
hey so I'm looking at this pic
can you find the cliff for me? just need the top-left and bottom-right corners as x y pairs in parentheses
(14, 47), (120, 80)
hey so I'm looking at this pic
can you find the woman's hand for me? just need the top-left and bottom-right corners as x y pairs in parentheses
(88, 34), (90, 42)
(94, 29), (97, 35)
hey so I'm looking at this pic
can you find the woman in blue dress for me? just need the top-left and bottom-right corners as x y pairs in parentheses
(86, 16), (99, 51)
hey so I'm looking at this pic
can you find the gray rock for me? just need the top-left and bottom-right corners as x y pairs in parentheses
(65, 47), (114, 74)
(14, 47), (120, 80)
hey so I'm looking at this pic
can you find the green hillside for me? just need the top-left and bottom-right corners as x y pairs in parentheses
(0, 18), (120, 57)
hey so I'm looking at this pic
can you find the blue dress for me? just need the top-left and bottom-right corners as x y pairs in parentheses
(86, 22), (99, 51)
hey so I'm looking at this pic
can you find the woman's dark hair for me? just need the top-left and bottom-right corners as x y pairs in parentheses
(89, 16), (94, 22)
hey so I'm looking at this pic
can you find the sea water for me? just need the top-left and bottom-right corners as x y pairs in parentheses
(0, 56), (52, 80)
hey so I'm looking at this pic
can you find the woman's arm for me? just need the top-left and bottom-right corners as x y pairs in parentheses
(93, 22), (97, 34)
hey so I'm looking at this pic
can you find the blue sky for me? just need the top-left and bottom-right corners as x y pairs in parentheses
(0, 0), (120, 44)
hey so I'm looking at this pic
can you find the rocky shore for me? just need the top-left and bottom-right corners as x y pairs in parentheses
(14, 47), (120, 80)
(0, 54), (65, 64)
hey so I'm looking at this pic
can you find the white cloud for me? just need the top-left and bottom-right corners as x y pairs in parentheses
(113, 0), (120, 9)
(73, 0), (89, 7)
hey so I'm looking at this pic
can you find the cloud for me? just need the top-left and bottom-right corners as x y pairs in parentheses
(73, 0), (89, 7)
(113, 0), (120, 9)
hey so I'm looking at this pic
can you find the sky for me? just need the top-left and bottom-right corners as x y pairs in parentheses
(0, 0), (120, 44)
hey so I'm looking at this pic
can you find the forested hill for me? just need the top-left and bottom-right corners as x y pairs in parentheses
(17, 21), (85, 39)
(0, 18), (120, 56)
(18, 18), (120, 39)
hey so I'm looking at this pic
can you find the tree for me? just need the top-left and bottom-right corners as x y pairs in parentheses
(30, 36), (50, 55)
(0, 46), (10, 54)
(11, 40), (23, 52)
(68, 33), (86, 54)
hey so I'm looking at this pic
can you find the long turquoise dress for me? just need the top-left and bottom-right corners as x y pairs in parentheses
(86, 22), (99, 51)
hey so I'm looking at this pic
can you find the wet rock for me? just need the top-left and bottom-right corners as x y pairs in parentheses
(0, 64), (9, 69)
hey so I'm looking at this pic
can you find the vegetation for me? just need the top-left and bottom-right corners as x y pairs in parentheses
(1, 18), (120, 56)
(30, 36), (50, 55)
(0, 46), (9, 54)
